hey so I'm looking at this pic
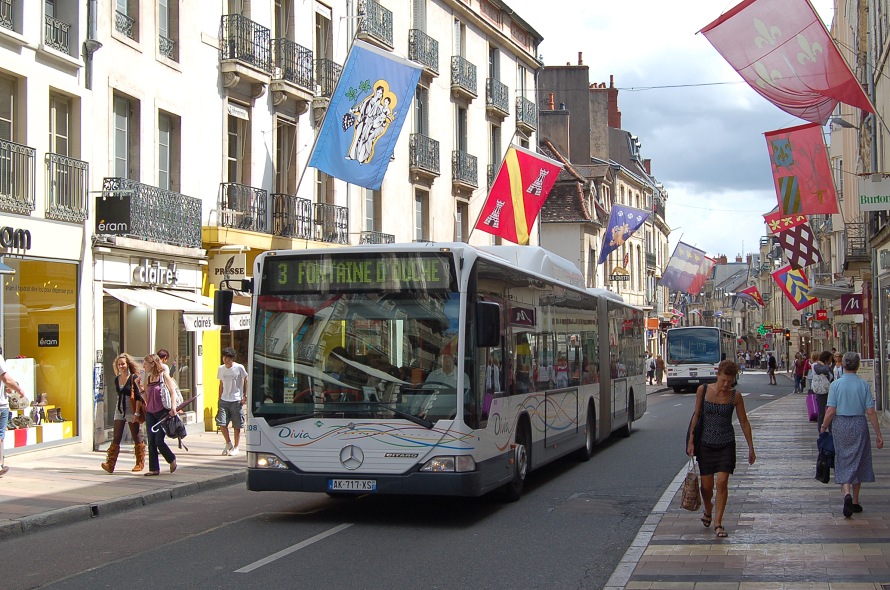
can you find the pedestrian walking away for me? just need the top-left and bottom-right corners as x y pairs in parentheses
(0, 350), (27, 477)
(811, 350), (834, 430)
(767, 351), (777, 385)
(821, 351), (883, 517)
(101, 353), (146, 473)
(686, 359), (756, 538)
(141, 353), (179, 476)
(655, 354), (665, 385)
(217, 347), (248, 457)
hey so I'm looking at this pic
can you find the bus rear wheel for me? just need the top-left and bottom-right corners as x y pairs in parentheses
(572, 405), (596, 461)
(499, 423), (530, 502)
(618, 393), (634, 438)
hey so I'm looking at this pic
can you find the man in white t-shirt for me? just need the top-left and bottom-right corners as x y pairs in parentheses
(217, 347), (248, 457)
(0, 352), (26, 477)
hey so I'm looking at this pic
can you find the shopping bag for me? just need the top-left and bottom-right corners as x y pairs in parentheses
(806, 392), (818, 422)
(680, 459), (702, 511)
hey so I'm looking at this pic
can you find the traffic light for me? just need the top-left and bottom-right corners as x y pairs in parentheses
(784, 329), (791, 342)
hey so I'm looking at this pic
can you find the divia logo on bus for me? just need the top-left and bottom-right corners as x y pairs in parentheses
(270, 255), (452, 292)
(278, 426), (312, 440)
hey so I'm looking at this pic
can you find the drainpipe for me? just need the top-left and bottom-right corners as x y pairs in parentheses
(83, 0), (103, 89)
(866, 0), (882, 409)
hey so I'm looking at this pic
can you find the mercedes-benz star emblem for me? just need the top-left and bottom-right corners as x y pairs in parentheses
(339, 445), (364, 470)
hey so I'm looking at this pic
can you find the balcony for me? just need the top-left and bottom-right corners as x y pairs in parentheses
(0, 0), (11, 31)
(100, 177), (201, 248)
(159, 34), (176, 60)
(486, 78), (509, 118)
(314, 202), (348, 244)
(115, 10), (135, 39)
(654, 197), (665, 220)
(516, 96), (537, 133)
(450, 56), (477, 101)
(452, 150), (478, 192)
(44, 15), (70, 54)
(645, 251), (657, 269)
(0, 139), (36, 215)
(271, 193), (313, 240)
(270, 39), (313, 111)
(842, 218), (870, 276)
(218, 182), (267, 233)
(360, 230), (395, 244)
(357, 0), (393, 50)
(408, 29), (438, 78)
(314, 58), (342, 98)
(408, 133), (439, 182)
(487, 164), (496, 189)
(45, 153), (88, 223)
(219, 15), (272, 96)
(810, 260), (833, 285)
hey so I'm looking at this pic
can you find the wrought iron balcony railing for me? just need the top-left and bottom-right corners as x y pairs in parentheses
(452, 150), (478, 188)
(516, 96), (537, 131)
(409, 133), (439, 176)
(357, 0), (393, 48)
(486, 78), (509, 115)
(272, 38), (313, 89)
(645, 252), (657, 269)
(101, 177), (201, 247)
(44, 15), (70, 54)
(487, 164), (496, 189)
(451, 55), (477, 96)
(219, 14), (272, 73)
(315, 58), (342, 98)
(115, 10), (135, 39)
(218, 182), (267, 233)
(271, 193), (313, 240)
(45, 153), (88, 223)
(0, 0), (11, 31)
(360, 230), (395, 244)
(844, 218), (870, 261)
(159, 34), (175, 60)
(314, 202), (348, 244)
(0, 139), (36, 215)
(408, 29), (438, 75)
(654, 197), (665, 220)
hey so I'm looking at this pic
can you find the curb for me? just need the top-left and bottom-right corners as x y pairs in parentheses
(0, 469), (246, 541)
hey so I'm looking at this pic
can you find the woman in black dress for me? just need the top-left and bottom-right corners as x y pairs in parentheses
(686, 360), (756, 538)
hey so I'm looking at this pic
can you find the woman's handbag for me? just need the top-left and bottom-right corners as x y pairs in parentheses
(806, 392), (818, 422)
(158, 378), (173, 410)
(681, 458), (702, 511)
(815, 451), (831, 483)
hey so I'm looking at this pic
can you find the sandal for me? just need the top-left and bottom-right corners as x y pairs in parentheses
(701, 512), (712, 528)
(715, 526), (728, 538)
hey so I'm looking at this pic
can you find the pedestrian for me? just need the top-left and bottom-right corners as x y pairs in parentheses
(793, 353), (809, 393)
(655, 354), (665, 385)
(101, 353), (146, 473)
(806, 351), (819, 393)
(217, 347), (248, 457)
(812, 350), (834, 430)
(647, 353), (656, 385)
(141, 353), (178, 476)
(0, 350), (27, 477)
(686, 359), (755, 538)
(820, 352), (883, 518)
(832, 352), (844, 381)
(767, 351), (777, 385)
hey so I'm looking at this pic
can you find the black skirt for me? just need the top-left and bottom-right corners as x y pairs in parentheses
(697, 441), (736, 476)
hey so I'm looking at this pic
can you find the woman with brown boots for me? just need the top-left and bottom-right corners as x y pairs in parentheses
(101, 353), (146, 473)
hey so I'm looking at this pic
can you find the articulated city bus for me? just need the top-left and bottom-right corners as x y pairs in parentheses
(222, 243), (646, 500)
(665, 326), (737, 392)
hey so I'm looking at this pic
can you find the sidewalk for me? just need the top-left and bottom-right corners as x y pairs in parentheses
(0, 429), (245, 540)
(608, 377), (890, 590)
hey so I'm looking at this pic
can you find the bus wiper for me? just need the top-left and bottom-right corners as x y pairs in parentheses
(266, 414), (315, 427)
(365, 403), (434, 429)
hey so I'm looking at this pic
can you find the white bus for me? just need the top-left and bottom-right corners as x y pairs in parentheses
(223, 243), (646, 500)
(665, 326), (737, 393)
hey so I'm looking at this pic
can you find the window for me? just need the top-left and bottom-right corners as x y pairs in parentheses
(453, 19), (465, 56)
(414, 85), (428, 135)
(488, 44), (499, 79)
(517, 63), (528, 97)
(226, 106), (250, 185)
(364, 188), (381, 232)
(315, 3), (332, 61)
(489, 124), (500, 164)
(455, 201), (468, 242)
(414, 189), (428, 241)
(49, 93), (70, 156)
(456, 106), (467, 152)
(0, 74), (14, 141)
(115, 0), (138, 41)
(275, 116), (297, 194)
(158, 111), (180, 191)
(315, 170), (333, 204)
(274, 0), (293, 40)
(113, 93), (140, 179)
(158, 0), (179, 60)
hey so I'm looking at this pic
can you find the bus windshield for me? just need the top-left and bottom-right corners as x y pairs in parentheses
(667, 328), (721, 365)
(251, 252), (467, 425)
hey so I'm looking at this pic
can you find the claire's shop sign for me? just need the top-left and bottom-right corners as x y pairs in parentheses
(132, 259), (180, 286)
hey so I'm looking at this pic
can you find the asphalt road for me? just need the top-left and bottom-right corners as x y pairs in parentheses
(5, 372), (787, 590)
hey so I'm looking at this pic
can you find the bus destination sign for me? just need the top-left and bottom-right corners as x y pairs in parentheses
(267, 254), (453, 293)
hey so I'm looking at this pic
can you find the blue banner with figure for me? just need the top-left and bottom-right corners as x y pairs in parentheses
(597, 205), (650, 264)
(308, 40), (422, 190)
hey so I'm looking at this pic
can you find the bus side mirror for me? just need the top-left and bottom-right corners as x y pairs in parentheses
(214, 290), (234, 326)
(475, 301), (501, 348)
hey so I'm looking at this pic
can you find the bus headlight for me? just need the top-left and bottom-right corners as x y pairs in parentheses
(420, 455), (476, 473)
(248, 452), (289, 469)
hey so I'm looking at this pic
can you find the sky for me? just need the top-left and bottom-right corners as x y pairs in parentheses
(506, 0), (835, 260)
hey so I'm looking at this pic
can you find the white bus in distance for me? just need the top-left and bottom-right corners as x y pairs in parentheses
(665, 326), (737, 393)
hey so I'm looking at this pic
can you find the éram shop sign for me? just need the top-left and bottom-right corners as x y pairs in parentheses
(95, 195), (131, 234)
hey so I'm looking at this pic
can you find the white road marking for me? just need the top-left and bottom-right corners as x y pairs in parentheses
(235, 523), (354, 573)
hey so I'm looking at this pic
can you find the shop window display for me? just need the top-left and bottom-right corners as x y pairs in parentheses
(2, 259), (79, 449)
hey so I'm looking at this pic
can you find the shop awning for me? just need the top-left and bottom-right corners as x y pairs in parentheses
(159, 289), (251, 331)
(103, 288), (249, 332)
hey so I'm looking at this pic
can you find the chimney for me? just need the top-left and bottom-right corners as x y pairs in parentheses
(578, 52), (583, 66)
(735, 254), (743, 263)
(715, 255), (728, 265)
(643, 159), (651, 174)
(548, 92), (554, 110)
(607, 75), (621, 129)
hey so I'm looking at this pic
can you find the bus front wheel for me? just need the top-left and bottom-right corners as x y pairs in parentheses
(499, 422), (530, 502)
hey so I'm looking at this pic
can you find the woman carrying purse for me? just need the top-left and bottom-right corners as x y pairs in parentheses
(140, 353), (179, 476)
(101, 353), (146, 473)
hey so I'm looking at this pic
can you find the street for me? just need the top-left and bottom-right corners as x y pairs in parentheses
(3, 373), (788, 590)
